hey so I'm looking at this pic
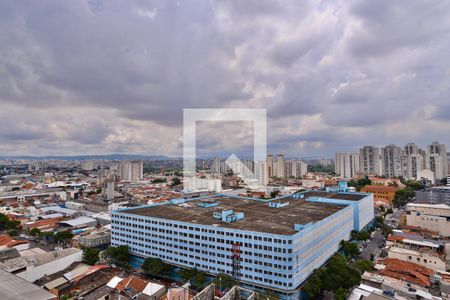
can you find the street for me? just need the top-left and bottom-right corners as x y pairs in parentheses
(358, 229), (384, 260)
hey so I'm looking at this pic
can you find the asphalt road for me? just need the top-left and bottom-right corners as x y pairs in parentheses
(386, 208), (405, 229)
(358, 230), (384, 260)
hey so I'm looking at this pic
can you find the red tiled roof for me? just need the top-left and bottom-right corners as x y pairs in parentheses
(115, 275), (148, 293)
(361, 185), (398, 192)
(27, 217), (64, 229)
(379, 258), (433, 287)
(0, 234), (29, 247)
(72, 265), (110, 283)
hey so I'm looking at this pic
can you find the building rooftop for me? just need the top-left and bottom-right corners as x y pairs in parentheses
(119, 194), (351, 235)
(0, 269), (55, 300)
(301, 191), (367, 201)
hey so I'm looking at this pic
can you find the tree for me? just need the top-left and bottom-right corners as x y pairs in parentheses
(30, 228), (41, 237)
(83, 248), (100, 265)
(405, 180), (424, 190)
(105, 245), (130, 267)
(320, 254), (361, 291)
(352, 260), (373, 274)
(348, 177), (372, 191)
(176, 268), (208, 289)
(260, 289), (279, 300)
(340, 240), (359, 258)
(270, 190), (280, 198)
(351, 230), (370, 241)
(303, 269), (324, 299)
(0, 213), (9, 230)
(191, 270), (208, 289)
(152, 178), (167, 184)
(54, 230), (74, 245)
(334, 288), (347, 300)
(213, 274), (237, 290)
(7, 229), (19, 236)
(142, 257), (172, 277)
(171, 177), (182, 186)
(178, 267), (197, 281)
(392, 188), (415, 207)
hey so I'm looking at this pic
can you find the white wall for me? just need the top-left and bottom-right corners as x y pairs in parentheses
(387, 247), (446, 272)
(17, 249), (83, 282)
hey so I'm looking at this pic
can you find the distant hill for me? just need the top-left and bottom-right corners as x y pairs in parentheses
(0, 154), (173, 161)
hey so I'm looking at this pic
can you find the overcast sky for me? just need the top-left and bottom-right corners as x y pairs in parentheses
(1, 0), (450, 158)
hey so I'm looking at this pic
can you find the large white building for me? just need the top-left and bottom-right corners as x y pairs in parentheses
(184, 178), (222, 193)
(284, 160), (307, 179)
(119, 161), (143, 181)
(335, 152), (360, 178)
(111, 191), (374, 298)
(359, 146), (383, 176)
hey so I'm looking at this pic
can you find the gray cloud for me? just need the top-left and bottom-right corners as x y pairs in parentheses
(0, 0), (450, 157)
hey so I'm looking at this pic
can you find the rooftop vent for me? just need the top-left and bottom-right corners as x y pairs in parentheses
(294, 222), (312, 231)
(170, 198), (185, 204)
(293, 194), (304, 199)
(268, 202), (289, 208)
(212, 209), (244, 223)
(197, 200), (219, 208)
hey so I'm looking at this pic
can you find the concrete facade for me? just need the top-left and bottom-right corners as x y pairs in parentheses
(405, 203), (450, 237)
(111, 192), (373, 298)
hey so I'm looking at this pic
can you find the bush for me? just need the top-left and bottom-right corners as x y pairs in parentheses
(177, 268), (208, 289)
(104, 245), (130, 267)
(142, 257), (172, 277)
(213, 273), (237, 290)
(83, 248), (100, 265)
(304, 254), (361, 298)
(352, 259), (373, 273)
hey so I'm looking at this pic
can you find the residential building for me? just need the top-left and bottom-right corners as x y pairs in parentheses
(266, 154), (274, 178)
(119, 161), (143, 181)
(105, 180), (115, 201)
(381, 144), (402, 178)
(256, 161), (269, 186)
(360, 146), (383, 176)
(405, 203), (450, 237)
(284, 160), (307, 179)
(111, 191), (374, 298)
(77, 230), (111, 248)
(427, 142), (448, 180)
(275, 154), (285, 178)
(335, 152), (360, 178)
(184, 178), (222, 193)
(416, 187), (450, 205)
(81, 161), (94, 171)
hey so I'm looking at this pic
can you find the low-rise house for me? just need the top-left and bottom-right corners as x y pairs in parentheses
(76, 229), (111, 248)
(387, 247), (446, 272)
(0, 269), (56, 300)
(106, 275), (166, 300)
(377, 258), (434, 287)
(23, 217), (64, 232)
(0, 234), (30, 251)
(58, 216), (97, 229)
(0, 247), (82, 282)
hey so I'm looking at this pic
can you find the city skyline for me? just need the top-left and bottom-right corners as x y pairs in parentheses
(1, 1), (450, 157)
